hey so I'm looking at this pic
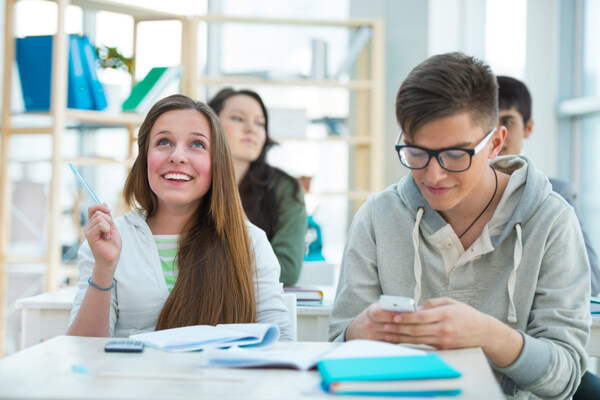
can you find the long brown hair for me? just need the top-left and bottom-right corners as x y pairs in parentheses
(208, 88), (302, 240)
(123, 94), (256, 329)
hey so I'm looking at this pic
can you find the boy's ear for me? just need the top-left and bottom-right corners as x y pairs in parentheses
(524, 119), (534, 139)
(489, 126), (507, 159)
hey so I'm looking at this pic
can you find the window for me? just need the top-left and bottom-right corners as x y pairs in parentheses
(559, 0), (600, 255)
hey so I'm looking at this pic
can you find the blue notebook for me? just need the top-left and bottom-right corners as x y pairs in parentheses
(317, 354), (462, 396)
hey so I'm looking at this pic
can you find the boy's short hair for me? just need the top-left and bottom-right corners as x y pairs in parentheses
(395, 52), (498, 138)
(497, 75), (532, 124)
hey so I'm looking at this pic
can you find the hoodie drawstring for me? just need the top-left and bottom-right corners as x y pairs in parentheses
(411, 207), (523, 324)
(507, 223), (523, 323)
(412, 207), (425, 307)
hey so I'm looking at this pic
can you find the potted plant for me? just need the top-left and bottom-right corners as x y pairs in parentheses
(95, 45), (135, 113)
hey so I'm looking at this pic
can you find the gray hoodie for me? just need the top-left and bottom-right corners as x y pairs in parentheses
(329, 155), (590, 400)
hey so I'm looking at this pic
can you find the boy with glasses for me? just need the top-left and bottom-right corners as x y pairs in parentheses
(329, 52), (590, 399)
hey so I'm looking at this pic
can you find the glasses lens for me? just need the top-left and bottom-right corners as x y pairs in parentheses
(439, 150), (471, 172)
(399, 147), (429, 169)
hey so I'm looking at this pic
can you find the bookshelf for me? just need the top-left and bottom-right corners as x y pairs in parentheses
(190, 14), (385, 258)
(190, 15), (384, 209)
(0, 5), (384, 355)
(0, 0), (189, 355)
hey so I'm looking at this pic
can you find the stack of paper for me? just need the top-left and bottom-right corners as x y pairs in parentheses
(591, 297), (600, 314)
(283, 286), (324, 305)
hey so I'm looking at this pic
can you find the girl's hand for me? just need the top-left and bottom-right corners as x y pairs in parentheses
(84, 203), (122, 280)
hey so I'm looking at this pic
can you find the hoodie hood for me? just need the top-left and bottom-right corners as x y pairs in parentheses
(397, 155), (552, 247)
(397, 155), (552, 323)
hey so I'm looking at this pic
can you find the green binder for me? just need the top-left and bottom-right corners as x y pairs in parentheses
(122, 66), (182, 113)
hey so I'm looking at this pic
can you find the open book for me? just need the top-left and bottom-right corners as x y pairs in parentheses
(130, 323), (279, 352)
(204, 339), (426, 370)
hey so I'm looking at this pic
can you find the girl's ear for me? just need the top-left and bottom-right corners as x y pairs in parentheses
(488, 126), (507, 159)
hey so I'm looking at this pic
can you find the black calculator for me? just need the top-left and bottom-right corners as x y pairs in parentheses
(104, 339), (145, 353)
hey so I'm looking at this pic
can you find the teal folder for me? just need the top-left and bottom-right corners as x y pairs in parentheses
(16, 35), (52, 111)
(16, 34), (95, 111)
(67, 35), (94, 110)
(78, 36), (107, 111)
(317, 354), (462, 396)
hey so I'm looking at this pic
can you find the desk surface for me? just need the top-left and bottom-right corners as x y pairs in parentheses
(15, 286), (78, 309)
(0, 336), (504, 400)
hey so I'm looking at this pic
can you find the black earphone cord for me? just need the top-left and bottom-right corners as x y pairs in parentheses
(458, 166), (498, 239)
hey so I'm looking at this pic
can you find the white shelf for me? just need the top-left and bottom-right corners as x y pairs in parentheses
(198, 76), (373, 90)
(272, 135), (372, 145)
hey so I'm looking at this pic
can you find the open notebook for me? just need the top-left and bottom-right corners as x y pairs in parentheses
(205, 339), (425, 370)
(130, 323), (279, 352)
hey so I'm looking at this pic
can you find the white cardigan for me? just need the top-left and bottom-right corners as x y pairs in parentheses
(69, 209), (292, 340)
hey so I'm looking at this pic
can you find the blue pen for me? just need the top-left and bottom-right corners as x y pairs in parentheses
(68, 162), (102, 204)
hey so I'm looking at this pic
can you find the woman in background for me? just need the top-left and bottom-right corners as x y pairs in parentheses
(209, 88), (307, 287)
(67, 94), (291, 339)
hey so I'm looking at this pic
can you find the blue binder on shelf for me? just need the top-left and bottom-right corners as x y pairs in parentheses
(78, 35), (107, 111)
(317, 354), (462, 396)
(15, 35), (52, 111)
(67, 35), (94, 110)
(16, 34), (103, 111)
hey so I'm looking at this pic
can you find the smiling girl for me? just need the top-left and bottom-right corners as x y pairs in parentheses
(67, 94), (292, 339)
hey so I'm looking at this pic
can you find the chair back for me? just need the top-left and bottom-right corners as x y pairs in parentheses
(282, 293), (297, 341)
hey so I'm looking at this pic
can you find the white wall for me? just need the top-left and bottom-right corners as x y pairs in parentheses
(429, 0), (486, 60)
(351, 0), (561, 184)
(523, 0), (560, 177)
(350, 0), (429, 188)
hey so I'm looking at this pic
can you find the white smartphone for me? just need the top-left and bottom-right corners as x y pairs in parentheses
(379, 295), (415, 313)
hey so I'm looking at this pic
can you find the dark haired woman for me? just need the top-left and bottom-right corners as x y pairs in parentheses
(67, 94), (292, 339)
(209, 88), (307, 287)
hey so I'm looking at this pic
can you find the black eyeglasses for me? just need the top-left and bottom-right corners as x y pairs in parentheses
(394, 128), (496, 172)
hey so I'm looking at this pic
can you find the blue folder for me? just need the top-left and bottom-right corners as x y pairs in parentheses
(67, 35), (94, 110)
(317, 354), (462, 396)
(78, 35), (107, 111)
(16, 35), (52, 111)
(16, 34), (98, 111)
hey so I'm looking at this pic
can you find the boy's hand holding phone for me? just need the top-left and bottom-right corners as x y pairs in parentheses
(378, 295), (416, 313)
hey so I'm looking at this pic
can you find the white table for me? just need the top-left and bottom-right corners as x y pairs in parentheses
(0, 336), (504, 399)
(297, 303), (331, 342)
(16, 286), (333, 348)
(15, 286), (78, 349)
